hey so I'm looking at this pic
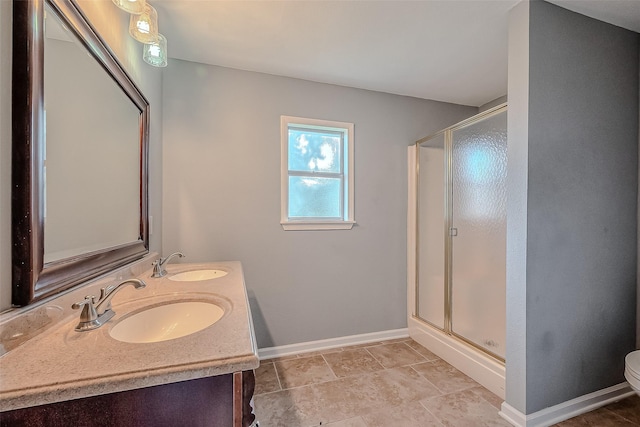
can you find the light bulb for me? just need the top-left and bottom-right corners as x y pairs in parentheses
(112, 0), (146, 14)
(129, 4), (158, 43)
(143, 33), (167, 67)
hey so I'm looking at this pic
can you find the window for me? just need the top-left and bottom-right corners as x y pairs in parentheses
(281, 116), (355, 230)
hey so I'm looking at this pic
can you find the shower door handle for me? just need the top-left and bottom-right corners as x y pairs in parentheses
(449, 228), (458, 236)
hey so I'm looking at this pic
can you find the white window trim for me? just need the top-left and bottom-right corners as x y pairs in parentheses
(281, 115), (355, 231)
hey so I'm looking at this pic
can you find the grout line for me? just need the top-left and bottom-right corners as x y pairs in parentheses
(408, 364), (446, 397)
(272, 355), (341, 391)
(324, 348), (386, 380)
(418, 400), (447, 427)
(270, 359), (284, 392)
(471, 387), (503, 411)
(320, 353), (339, 381)
(401, 340), (430, 362)
(364, 347), (385, 367)
(274, 375), (350, 392)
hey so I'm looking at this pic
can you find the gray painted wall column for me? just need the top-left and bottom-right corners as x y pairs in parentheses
(505, 0), (530, 414)
(507, 0), (639, 415)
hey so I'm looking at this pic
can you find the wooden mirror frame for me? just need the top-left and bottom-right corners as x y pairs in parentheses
(12, 0), (150, 306)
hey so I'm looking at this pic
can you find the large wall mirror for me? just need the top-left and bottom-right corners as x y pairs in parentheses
(12, 0), (149, 306)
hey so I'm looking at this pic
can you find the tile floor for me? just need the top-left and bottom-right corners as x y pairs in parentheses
(252, 338), (640, 427)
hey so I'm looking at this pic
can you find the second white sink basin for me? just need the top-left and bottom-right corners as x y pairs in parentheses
(110, 301), (225, 343)
(169, 269), (228, 282)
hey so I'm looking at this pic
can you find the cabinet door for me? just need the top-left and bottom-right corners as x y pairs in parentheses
(1, 375), (236, 427)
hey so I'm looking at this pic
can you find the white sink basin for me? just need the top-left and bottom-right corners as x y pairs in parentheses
(169, 269), (228, 282)
(110, 301), (225, 343)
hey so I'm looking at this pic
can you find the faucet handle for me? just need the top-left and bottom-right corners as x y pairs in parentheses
(151, 252), (185, 278)
(151, 259), (164, 278)
(98, 285), (117, 312)
(99, 285), (116, 299)
(72, 296), (98, 323)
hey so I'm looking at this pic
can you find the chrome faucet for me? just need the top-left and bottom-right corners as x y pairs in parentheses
(71, 278), (146, 332)
(151, 251), (185, 278)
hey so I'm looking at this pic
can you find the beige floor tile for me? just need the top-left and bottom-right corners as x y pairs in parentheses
(275, 355), (337, 389)
(267, 354), (299, 363)
(253, 386), (325, 427)
(304, 367), (442, 422)
(411, 359), (479, 394)
(254, 343), (632, 427)
(421, 388), (511, 427)
(296, 347), (344, 358)
(323, 416), (368, 427)
(552, 407), (638, 426)
(366, 365), (443, 406)
(310, 374), (388, 420)
(347, 341), (385, 349)
(366, 342), (427, 368)
(468, 386), (504, 410)
(360, 400), (444, 427)
(379, 337), (412, 344)
(405, 339), (441, 361)
(323, 348), (385, 378)
(254, 362), (281, 395)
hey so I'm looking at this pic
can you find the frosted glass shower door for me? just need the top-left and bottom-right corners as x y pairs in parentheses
(450, 111), (507, 359)
(416, 133), (446, 329)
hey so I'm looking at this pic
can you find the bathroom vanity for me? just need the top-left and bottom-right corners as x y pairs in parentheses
(5, 1), (259, 424)
(0, 260), (259, 427)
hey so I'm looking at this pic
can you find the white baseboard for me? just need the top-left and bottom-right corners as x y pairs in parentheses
(499, 382), (634, 427)
(500, 402), (527, 427)
(258, 328), (409, 360)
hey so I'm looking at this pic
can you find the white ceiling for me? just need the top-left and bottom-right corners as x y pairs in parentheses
(549, 0), (640, 33)
(153, 0), (640, 108)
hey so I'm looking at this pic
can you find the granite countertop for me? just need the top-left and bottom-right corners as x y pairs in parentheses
(0, 260), (259, 412)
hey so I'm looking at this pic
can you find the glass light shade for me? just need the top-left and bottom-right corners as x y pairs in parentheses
(112, 0), (146, 14)
(129, 4), (158, 43)
(143, 33), (167, 67)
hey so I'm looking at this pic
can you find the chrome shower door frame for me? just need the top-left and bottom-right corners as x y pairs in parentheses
(415, 103), (507, 363)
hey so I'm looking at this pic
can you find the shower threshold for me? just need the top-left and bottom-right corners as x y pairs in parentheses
(409, 315), (505, 399)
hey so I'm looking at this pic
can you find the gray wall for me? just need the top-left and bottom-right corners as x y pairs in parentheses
(0, 2), (163, 312)
(515, 0), (639, 414)
(162, 60), (475, 348)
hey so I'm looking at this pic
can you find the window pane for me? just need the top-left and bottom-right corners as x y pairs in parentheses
(288, 176), (341, 218)
(288, 128), (341, 173)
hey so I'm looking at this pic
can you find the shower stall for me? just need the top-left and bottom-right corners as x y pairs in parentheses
(407, 104), (507, 398)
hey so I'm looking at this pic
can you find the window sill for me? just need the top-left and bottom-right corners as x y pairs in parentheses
(281, 221), (356, 231)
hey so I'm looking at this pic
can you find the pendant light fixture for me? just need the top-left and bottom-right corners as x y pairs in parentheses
(129, 3), (159, 43)
(112, 0), (146, 15)
(114, 0), (168, 67)
(143, 34), (168, 67)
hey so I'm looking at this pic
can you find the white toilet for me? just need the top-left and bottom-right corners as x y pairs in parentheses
(625, 351), (640, 394)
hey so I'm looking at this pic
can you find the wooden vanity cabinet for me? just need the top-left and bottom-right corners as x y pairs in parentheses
(0, 370), (256, 427)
